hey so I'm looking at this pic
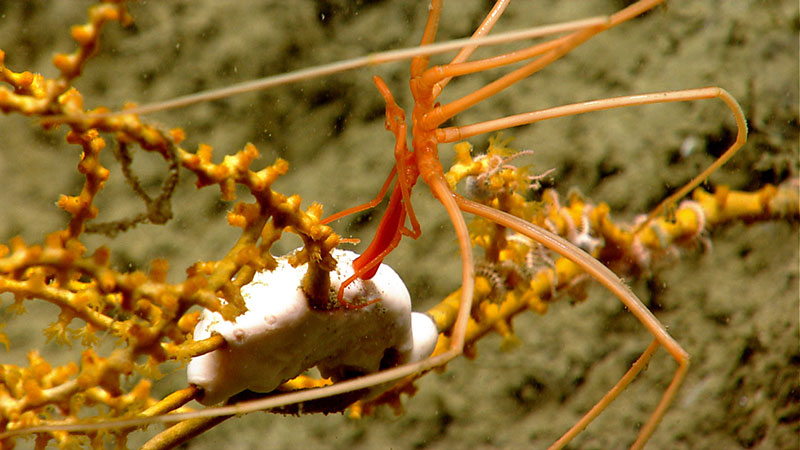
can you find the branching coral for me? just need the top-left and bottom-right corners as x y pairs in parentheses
(0, 2), (342, 447)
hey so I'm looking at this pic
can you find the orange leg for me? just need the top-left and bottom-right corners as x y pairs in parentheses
(457, 197), (690, 450)
(321, 165), (397, 226)
(436, 86), (748, 231)
(419, 0), (668, 130)
(429, 0), (511, 95)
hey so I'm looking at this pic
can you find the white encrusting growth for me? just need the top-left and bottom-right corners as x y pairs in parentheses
(187, 249), (439, 405)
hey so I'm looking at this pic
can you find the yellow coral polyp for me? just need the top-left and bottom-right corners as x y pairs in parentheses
(58, 87), (85, 114)
(70, 24), (95, 46)
(57, 195), (86, 216)
(22, 378), (45, 406)
(227, 202), (261, 228)
(52, 53), (80, 77)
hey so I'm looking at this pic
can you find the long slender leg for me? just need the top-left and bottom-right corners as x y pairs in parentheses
(444, 0), (510, 66)
(550, 340), (660, 450)
(323, 73), (414, 228)
(43, 14), (609, 124)
(421, 0), (667, 129)
(456, 197), (690, 449)
(424, 176), (476, 352)
(432, 0), (511, 96)
(424, 0), (596, 97)
(409, 0), (444, 78)
(423, 29), (606, 129)
(321, 166), (396, 225)
(421, 36), (572, 96)
(438, 87), (748, 228)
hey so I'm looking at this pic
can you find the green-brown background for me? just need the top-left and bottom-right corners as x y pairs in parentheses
(0, 1), (797, 448)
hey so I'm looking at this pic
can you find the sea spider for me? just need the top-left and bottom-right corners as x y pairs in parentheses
(0, 0), (797, 448)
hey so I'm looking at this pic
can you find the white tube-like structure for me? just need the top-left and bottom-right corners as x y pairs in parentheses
(187, 249), (438, 405)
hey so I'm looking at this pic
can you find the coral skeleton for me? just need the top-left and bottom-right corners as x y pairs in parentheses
(188, 249), (437, 406)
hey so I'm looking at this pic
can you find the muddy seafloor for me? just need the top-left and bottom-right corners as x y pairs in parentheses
(0, 1), (798, 449)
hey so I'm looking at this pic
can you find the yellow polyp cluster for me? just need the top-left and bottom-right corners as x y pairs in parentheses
(53, 2), (132, 82)
(227, 202), (262, 229)
(449, 136), (542, 221)
(0, 56), (45, 99)
(445, 142), (482, 189)
(0, 54), (49, 115)
(693, 183), (797, 224)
